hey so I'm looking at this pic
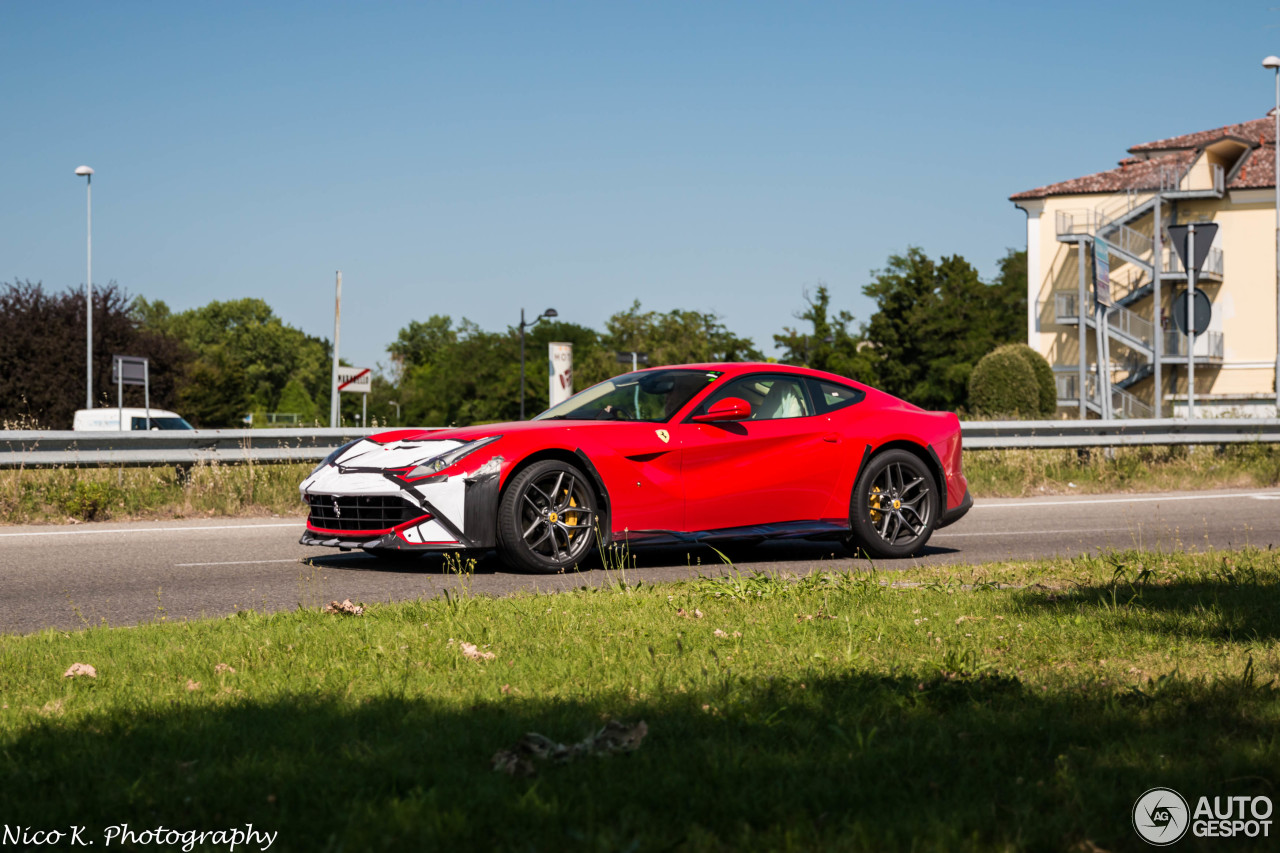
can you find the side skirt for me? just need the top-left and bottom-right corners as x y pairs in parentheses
(615, 520), (850, 547)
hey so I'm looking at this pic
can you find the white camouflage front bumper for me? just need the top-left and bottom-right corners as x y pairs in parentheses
(299, 438), (504, 552)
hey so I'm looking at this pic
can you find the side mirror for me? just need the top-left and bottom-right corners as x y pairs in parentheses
(691, 397), (752, 423)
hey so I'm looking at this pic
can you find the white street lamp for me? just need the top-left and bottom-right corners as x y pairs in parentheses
(75, 165), (94, 409)
(1266, 56), (1280, 411)
(519, 307), (558, 419)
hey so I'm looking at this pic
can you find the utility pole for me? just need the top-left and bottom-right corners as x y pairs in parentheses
(1077, 242), (1088, 419)
(76, 166), (94, 408)
(1186, 225), (1196, 419)
(330, 271), (342, 427)
(1152, 197), (1163, 417)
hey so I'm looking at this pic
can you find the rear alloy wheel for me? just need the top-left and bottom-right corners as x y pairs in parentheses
(846, 449), (938, 559)
(497, 460), (599, 573)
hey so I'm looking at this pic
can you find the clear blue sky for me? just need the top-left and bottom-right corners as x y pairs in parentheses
(3, 1), (1277, 371)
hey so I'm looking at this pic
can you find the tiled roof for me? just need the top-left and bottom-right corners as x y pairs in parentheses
(1128, 116), (1273, 152)
(1010, 151), (1195, 201)
(1012, 115), (1277, 201)
(1229, 143), (1278, 188)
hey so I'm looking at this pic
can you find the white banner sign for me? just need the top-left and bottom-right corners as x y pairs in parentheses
(337, 366), (372, 394)
(549, 343), (573, 407)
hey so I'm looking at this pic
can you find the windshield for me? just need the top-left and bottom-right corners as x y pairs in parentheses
(534, 369), (723, 422)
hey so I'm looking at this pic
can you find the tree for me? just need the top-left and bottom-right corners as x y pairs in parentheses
(857, 248), (1027, 411)
(602, 302), (762, 367)
(0, 281), (190, 428)
(990, 249), (1028, 346)
(388, 316), (458, 380)
(773, 285), (876, 383)
(390, 303), (758, 428)
(137, 297), (330, 427)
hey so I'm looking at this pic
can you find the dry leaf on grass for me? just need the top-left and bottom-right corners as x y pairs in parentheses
(459, 642), (495, 661)
(324, 599), (364, 616)
(675, 608), (704, 619)
(186, 680), (202, 691)
(796, 612), (836, 622)
(63, 663), (96, 678)
(214, 663), (236, 674)
(492, 720), (648, 777)
(713, 628), (728, 638)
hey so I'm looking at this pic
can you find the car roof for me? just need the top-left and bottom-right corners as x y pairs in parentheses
(636, 362), (858, 383)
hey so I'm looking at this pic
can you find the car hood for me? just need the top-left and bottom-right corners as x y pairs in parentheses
(364, 419), (615, 445)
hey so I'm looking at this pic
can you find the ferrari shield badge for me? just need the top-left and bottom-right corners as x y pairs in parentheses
(655, 429), (670, 444)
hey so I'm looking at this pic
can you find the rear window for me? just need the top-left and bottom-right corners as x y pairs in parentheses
(808, 379), (865, 414)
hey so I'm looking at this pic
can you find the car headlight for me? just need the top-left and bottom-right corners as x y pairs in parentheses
(308, 440), (361, 478)
(405, 435), (502, 478)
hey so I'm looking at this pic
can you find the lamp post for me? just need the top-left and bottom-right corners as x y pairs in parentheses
(75, 165), (94, 409)
(1267, 55), (1280, 412)
(518, 307), (558, 419)
(389, 400), (400, 425)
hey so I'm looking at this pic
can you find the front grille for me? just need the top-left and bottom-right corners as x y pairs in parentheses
(306, 494), (422, 532)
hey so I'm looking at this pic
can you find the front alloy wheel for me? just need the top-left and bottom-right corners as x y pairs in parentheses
(497, 460), (598, 572)
(846, 449), (938, 559)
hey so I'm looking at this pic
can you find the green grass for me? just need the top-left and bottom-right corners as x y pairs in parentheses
(0, 462), (311, 524)
(1, 549), (1277, 851)
(965, 443), (1280, 498)
(3, 443), (1280, 526)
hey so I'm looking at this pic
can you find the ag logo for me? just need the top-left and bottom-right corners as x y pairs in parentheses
(1133, 787), (1190, 845)
(655, 430), (669, 444)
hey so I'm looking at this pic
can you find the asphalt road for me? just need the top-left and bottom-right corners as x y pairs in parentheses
(3, 487), (1279, 635)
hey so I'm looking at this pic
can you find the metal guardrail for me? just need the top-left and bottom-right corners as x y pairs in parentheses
(3, 420), (1280, 467)
(962, 418), (1280, 449)
(0, 428), (384, 469)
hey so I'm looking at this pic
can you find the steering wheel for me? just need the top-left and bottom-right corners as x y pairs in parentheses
(598, 404), (633, 420)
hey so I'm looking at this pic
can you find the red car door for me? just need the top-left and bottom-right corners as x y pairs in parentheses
(572, 421), (686, 535)
(676, 374), (846, 533)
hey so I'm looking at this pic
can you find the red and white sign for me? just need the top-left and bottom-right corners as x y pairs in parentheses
(337, 366), (372, 394)
(548, 343), (573, 407)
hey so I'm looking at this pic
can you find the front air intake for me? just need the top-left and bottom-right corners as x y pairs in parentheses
(305, 494), (422, 532)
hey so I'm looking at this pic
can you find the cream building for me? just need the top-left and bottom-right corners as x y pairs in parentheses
(1011, 114), (1280, 418)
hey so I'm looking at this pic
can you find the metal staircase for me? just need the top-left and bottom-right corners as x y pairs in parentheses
(1049, 179), (1226, 419)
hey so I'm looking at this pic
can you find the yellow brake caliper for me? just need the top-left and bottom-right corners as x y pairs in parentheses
(869, 486), (882, 524)
(564, 494), (578, 540)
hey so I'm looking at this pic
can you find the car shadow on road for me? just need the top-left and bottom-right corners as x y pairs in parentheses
(300, 538), (962, 579)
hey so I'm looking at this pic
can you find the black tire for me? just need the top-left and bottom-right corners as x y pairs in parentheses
(497, 460), (599, 573)
(845, 449), (938, 559)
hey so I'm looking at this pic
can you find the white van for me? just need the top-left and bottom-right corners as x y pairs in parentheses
(73, 408), (195, 431)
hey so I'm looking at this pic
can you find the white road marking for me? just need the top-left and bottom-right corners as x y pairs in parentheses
(972, 492), (1280, 509)
(937, 527), (1157, 539)
(175, 558), (303, 567)
(0, 522), (299, 539)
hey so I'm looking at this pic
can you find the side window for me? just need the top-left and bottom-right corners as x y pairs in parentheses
(696, 375), (815, 420)
(808, 379), (865, 414)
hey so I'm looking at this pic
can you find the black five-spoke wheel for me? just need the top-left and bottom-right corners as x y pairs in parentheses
(497, 460), (598, 572)
(846, 449), (938, 559)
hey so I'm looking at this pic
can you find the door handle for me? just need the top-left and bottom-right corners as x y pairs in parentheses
(822, 433), (840, 443)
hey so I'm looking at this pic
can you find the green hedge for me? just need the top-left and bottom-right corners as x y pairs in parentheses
(969, 344), (1056, 418)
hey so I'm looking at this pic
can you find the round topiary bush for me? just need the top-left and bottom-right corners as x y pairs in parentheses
(968, 345), (1041, 418)
(1002, 344), (1057, 417)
